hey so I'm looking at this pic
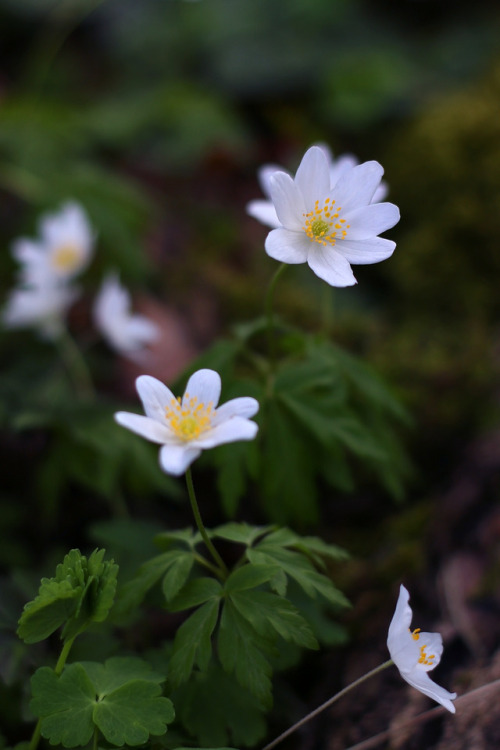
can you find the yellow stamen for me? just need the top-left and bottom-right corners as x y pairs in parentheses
(412, 628), (421, 641)
(418, 643), (436, 666)
(165, 394), (214, 441)
(52, 243), (82, 272)
(303, 198), (350, 247)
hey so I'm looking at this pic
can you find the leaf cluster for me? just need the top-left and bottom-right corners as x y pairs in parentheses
(194, 327), (411, 523)
(117, 524), (348, 711)
(17, 549), (118, 644)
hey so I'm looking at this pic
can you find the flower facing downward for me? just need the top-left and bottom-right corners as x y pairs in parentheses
(262, 145), (400, 287)
(2, 281), (78, 339)
(387, 585), (457, 713)
(246, 144), (388, 230)
(115, 369), (259, 475)
(93, 273), (160, 360)
(13, 202), (94, 285)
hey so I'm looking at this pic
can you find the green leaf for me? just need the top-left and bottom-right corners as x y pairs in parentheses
(168, 577), (223, 612)
(93, 680), (174, 746)
(218, 600), (273, 708)
(161, 552), (196, 603)
(168, 599), (220, 687)
(213, 523), (272, 546)
(31, 660), (174, 748)
(30, 664), (96, 747)
(248, 544), (348, 607)
(17, 549), (118, 644)
(80, 656), (165, 694)
(173, 662), (266, 747)
(229, 589), (318, 650)
(225, 564), (282, 593)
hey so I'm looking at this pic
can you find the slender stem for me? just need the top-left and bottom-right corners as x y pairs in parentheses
(185, 468), (228, 578)
(265, 262), (287, 368)
(57, 327), (95, 400)
(28, 636), (77, 750)
(261, 660), (394, 750)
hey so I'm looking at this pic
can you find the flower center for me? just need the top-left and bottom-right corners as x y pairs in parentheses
(52, 243), (82, 272)
(303, 198), (350, 247)
(418, 644), (436, 666)
(165, 394), (214, 442)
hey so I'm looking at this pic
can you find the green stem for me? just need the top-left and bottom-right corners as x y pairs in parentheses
(57, 327), (95, 400)
(265, 262), (287, 368)
(261, 660), (394, 750)
(28, 636), (77, 750)
(185, 468), (228, 579)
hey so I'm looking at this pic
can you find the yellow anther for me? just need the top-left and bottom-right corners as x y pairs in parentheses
(412, 628), (421, 641)
(52, 243), (82, 272)
(302, 197), (349, 247)
(165, 396), (214, 442)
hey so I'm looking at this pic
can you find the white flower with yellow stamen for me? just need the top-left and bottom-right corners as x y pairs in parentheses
(93, 273), (160, 360)
(246, 144), (388, 230)
(387, 585), (457, 713)
(13, 202), (94, 285)
(262, 145), (399, 287)
(114, 369), (259, 476)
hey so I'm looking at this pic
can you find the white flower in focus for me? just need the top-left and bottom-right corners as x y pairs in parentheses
(246, 144), (388, 230)
(259, 145), (400, 287)
(115, 369), (259, 476)
(387, 585), (457, 714)
(2, 282), (78, 339)
(13, 202), (94, 285)
(93, 274), (160, 360)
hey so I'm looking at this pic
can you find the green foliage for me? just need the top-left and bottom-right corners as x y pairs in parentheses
(17, 549), (118, 644)
(202, 327), (411, 524)
(30, 657), (174, 747)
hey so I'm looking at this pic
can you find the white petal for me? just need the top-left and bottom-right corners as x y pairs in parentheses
(159, 444), (201, 475)
(342, 203), (400, 240)
(387, 585), (413, 651)
(258, 164), (287, 198)
(294, 146), (331, 208)
(246, 199), (281, 229)
(213, 397), (260, 425)
(136, 375), (175, 423)
(329, 154), (359, 187)
(337, 237), (395, 265)
(372, 181), (389, 203)
(268, 172), (306, 230)
(265, 228), (310, 264)
(333, 161), (385, 212)
(401, 670), (457, 714)
(114, 411), (173, 444)
(307, 246), (357, 287)
(195, 417), (258, 448)
(184, 369), (221, 408)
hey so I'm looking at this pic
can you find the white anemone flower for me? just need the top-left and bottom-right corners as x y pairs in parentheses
(246, 144), (388, 230)
(261, 145), (400, 287)
(387, 585), (457, 714)
(2, 281), (78, 339)
(93, 273), (160, 360)
(13, 202), (94, 285)
(115, 369), (259, 476)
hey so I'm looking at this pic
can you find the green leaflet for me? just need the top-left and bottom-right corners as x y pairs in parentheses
(17, 549), (118, 644)
(168, 599), (220, 687)
(30, 659), (174, 748)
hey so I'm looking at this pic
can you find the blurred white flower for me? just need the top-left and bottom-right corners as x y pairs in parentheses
(2, 281), (78, 339)
(93, 273), (160, 360)
(261, 145), (399, 287)
(247, 144), (388, 230)
(115, 369), (259, 475)
(387, 585), (457, 714)
(13, 202), (94, 285)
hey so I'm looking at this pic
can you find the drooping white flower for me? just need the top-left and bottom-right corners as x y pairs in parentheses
(13, 202), (94, 285)
(387, 585), (457, 713)
(115, 369), (259, 476)
(2, 281), (79, 339)
(259, 145), (399, 287)
(93, 273), (160, 360)
(246, 144), (388, 230)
